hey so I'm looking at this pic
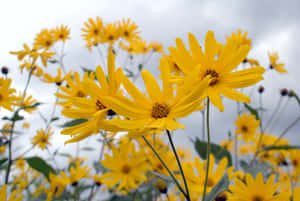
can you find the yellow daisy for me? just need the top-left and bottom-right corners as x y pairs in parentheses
(31, 127), (53, 150)
(100, 57), (210, 132)
(169, 31), (265, 111)
(34, 28), (55, 50)
(0, 78), (20, 111)
(42, 67), (69, 85)
(101, 22), (120, 45)
(268, 51), (287, 73)
(235, 112), (260, 142)
(20, 93), (38, 113)
(0, 184), (23, 201)
(81, 17), (104, 47)
(118, 18), (141, 41)
(228, 173), (289, 201)
(52, 25), (71, 42)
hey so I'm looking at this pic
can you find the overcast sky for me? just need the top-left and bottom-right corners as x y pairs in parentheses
(1, 0), (299, 159)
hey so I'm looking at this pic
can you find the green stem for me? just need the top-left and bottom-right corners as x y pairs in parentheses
(142, 136), (187, 198)
(5, 120), (16, 184)
(166, 130), (191, 201)
(202, 99), (211, 201)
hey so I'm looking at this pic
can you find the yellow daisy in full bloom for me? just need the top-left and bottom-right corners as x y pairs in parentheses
(60, 162), (90, 186)
(118, 18), (141, 42)
(101, 57), (210, 132)
(227, 29), (251, 48)
(45, 173), (69, 201)
(268, 51), (287, 73)
(0, 184), (23, 201)
(19, 93), (38, 113)
(235, 112), (260, 142)
(101, 22), (120, 45)
(169, 31), (265, 111)
(0, 78), (20, 111)
(52, 25), (71, 42)
(60, 49), (123, 143)
(81, 17), (104, 48)
(101, 141), (151, 192)
(228, 173), (289, 201)
(34, 29), (55, 50)
(31, 127), (53, 150)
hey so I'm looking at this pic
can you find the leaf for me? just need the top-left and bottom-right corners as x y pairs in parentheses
(19, 102), (42, 111)
(0, 139), (9, 147)
(138, 64), (143, 71)
(0, 130), (22, 135)
(50, 117), (59, 122)
(48, 59), (58, 64)
(110, 195), (132, 201)
(59, 119), (88, 128)
(240, 160), (269, 177)
(58, 153), (72, 158)
(11, 113), (24, 122)
(244, 103), (260, 120)
(263, 145), (300, 151)
(194, 138), (232, 166)
(81, 147), (94, 151)
(81, 67), (95, 76)
(204, 174), (229, 201)
(0, 158), (8, 167)
(124, 68), (134, 78)
(25, 157), (55, 180)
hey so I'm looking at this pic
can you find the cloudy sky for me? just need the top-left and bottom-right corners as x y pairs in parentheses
(1, 0), (299, 159)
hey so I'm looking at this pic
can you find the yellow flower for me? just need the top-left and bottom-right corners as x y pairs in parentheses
(42, 68), (68, 85)
(31, 127), (53, 150)
(180, 155), (228, 197)
(118, 18), (141, 41)
(149, 41), (164, 53)
(60, 162), (90, 186)
(34, 29), (55, 50)
(227, 166), (244, 181)
(228, 173), (289, 201)
(45, 173), (69, 201)
(52, 25), (71, 42)
(33, 184), (45, 197)
(61, 49), (123, 143)
(81, 17), (104, 48)
(56, 72), (93, 107)
(235, 112), (260, 142)
(227, 29), (251, 48)
(101, 58), (209, 132)
(293, 187), (300, 201)
(0, 184), (23, 201)
(268, 51), (287, 73)
(169, 31), (265, 111)
(22, 122), (30, 129)
(1, 123), (11, 137)
(101, 22), (120, 45)
(19, 61), (44, 76)
(289, 150), (300, 174)
(91, 174), (102, 186)
(101, 142), (151, 192)
(0, 78), (20, 111)
(15, 159), (26, 170)
(220, 139), (234, 152)
(131, 39), (151, 54)
(0, 146), (6, 155)
(246, 58), (260, 66)
(20, 93), (38, 113)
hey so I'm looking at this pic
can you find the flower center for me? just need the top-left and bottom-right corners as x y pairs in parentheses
(41, 137), (48, 143)
(151, 103), (169, 119)
(241, 125), (248, 132)
(76, 91), (85, 97)
(124, 31), (129, 37)
(292, 159), (298, 167)
(45, 40), (52, 47)
(156, 163), (164, 171)
(0, 94), (3, 101)
(207, 178), (214, 187)
(96, 100), (106, 110)
(108, 35), (114, 41)
(59, 34), (64, 39)
(121, 164), (131, 174)
(204, 69), (219, 86)
(93, 29), (99, 35)
(253, 196), (263, 201)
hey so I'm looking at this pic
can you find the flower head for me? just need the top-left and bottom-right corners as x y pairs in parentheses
(268, 51), (287, 73)
(235, 112), (260, 142)
(31, 127), (53, 150)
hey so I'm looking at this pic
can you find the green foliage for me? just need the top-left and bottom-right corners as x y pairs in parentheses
(263, 145), (300, 151)
(204, 174), (229, 201)
(59, 118), (88, 128)
(194, 138), (232, 166)
(240, 160), (269, 177)
(25, 157), (56, 181)
(0, 158), (8, 169)
(244, 103), (260, 120)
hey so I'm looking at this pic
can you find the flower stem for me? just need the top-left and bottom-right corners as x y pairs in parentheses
(166, 130), (191, 201)
(142, 135), (187, 198)
(202, 99), (211, 201)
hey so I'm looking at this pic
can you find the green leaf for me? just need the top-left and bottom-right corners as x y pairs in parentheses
(124, 68), (134, 78)
(263, 145), (300, 151)
(244, 103), (260, 120)
(48, 59), (58, 64)
(0, 139), (9, 147)
(110, 195), (132, 201)
(194, 138), (232, 166)
(81, 147), (94, 151)
(11, 113), (24, 122)
(59, 119), (88, 128)
(204, 174), (229, 201)
(0, 158), (8, 167)
(151, 171), (173, 183)
(81, 67), (95, 76)
(50, 117), (59, 122)
(19, 102), (42, 111)
(240, 160), (269, 177)
(58, 153), (72, 158)
(25, 157), (55, 180)
(138, 64), (143, 71)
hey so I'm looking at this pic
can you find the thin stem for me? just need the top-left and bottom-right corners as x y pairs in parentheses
(166, 130), (190, 201)
(269, 98), (290, 133)
(142, 136), (187, 198)
(202, 99), (211, 201)
(234, 134), (238, 169)
(259, 93), (263, 133)
(264, 96), (283, 131)
(273, 116), (300, 145)
(5, 121), (16, 184)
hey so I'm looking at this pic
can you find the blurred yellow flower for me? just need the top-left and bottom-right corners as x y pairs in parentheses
(118, 18), (141, 41)
(31, 127), (53, 150)
(52, 25), (71, 42)
(0, 184), (23, 201)
(235, 112), (260, 142)
(0, 78), (20, 111)
(268, 51), (287, 73)
(34, 29), (55, 50)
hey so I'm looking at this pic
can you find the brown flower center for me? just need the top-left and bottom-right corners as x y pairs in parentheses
(41, 137), (48, 143)
(241, 125), (248, 132)
(0, 94), (3, 101)
(59, 34), (64, 39)
(108, 35), (114, 41)
(156, 163), (164, 171)
(204, 69), (219, 86)
(124, 31), (129, 37)
(93, 29), (99, 35)
(207, 178), (214, 187)
(151, 103), (169, 119)
(121, 164), (131, 174)
(292, 159), (298, 167)
(253, 196), (263, 201)
(76, 91), (85, 97)
(96, 100), (106, 110)
(45, 40), (52, 47)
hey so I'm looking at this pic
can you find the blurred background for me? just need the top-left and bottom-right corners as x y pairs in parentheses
(1, 0), (299, 159)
